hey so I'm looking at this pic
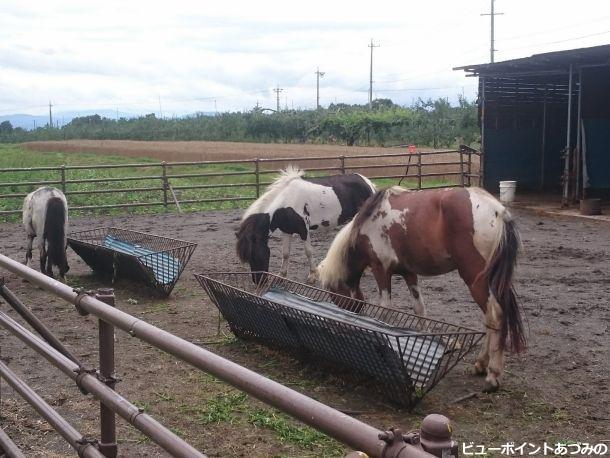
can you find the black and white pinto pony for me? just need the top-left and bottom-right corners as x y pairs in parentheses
(236, 166), (376, 284)
(22, 186), (70, 282)
(317, 186), (526, 392)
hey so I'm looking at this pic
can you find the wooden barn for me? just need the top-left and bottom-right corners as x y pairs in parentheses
(456, 44), (610, 205)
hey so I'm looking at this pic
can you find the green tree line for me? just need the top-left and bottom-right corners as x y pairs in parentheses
(0, 97), (479, 148)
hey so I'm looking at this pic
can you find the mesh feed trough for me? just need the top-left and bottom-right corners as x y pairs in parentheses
(68, 227), (197, 296)
(195, 272), (484, 407)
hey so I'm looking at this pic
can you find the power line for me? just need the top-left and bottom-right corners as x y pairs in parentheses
(500, 29), (610, 53)
(499, 14), (610, 42)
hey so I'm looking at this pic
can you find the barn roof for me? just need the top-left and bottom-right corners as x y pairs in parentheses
(454, 44), (610, 77)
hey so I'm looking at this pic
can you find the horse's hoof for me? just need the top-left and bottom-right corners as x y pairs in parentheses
(473, 361), (487, 376)
(482, 380), (499, 393)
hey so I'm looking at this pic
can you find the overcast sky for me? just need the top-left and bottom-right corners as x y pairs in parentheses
(1, 0), (609, 117)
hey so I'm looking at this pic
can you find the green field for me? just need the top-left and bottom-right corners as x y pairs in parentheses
(0, 144), (452, 221)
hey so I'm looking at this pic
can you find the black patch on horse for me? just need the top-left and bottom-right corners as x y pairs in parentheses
(270, 208), (308, 240)
(305, 174), (374, 224)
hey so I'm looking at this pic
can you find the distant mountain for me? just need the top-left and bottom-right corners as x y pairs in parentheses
(0, 110), (220, 130)
(0, 110), (142, 130)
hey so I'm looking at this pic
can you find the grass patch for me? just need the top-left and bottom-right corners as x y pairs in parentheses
(195, 391), (248, 425)
(1, 144), (457, 221)
(248, 408), (344, 456)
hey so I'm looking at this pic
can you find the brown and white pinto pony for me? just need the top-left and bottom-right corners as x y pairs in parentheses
(317, 186), (526, 392)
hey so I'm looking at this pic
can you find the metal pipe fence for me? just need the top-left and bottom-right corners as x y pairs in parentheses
(0, 146), (481, 217)
(0, 254), (447, 457)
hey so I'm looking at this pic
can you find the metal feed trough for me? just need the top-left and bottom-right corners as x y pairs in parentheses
(195, 272), (485, 407)
(68, 227), (197, 296)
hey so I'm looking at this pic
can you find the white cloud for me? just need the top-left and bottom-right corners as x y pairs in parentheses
(0, 0), (608, 115)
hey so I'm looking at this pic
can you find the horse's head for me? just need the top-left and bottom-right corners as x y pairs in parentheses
(236, 213), (271, 284)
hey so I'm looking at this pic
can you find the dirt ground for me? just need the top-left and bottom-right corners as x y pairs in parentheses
(21, 140), (479, 180)
(0, 206), (608, 457)
(22, 140), (431, 162)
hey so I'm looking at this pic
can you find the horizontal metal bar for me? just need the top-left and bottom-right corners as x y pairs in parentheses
(171, 182), (257, 190)
(65, 186), (164, 196)
(176, 196), (254, 204)
(0, 361), (104, 458)
(0, 283), (82, 366)
(166, 170), (253, 179)
(0, 180), (62, 188)
(71, 201), (165, 210)
(0, 310), (206, 458)
(0, 193), (28, 199)
(419, 161), (463, 167)
(0, 427), (26, 458)
(0, 255), (433, 458)
(65, 175), (161, 184)
(257, 166), (343, 175)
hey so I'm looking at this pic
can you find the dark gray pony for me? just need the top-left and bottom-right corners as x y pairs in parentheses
(22, 186), (70, 282)
(236, 166), (375, 284)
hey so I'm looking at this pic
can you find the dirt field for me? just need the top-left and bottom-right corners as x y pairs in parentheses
(22, 140), (480, 180)
(0, 206), (609, 457)
(23, 140), (428, 162)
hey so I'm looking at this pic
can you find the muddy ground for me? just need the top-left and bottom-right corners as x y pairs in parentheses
(0, 207), (608, 457)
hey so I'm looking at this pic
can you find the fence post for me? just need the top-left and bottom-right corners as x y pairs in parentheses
(161, 162), (168, 210)
(340, 155), (346, 174)
(255, 158), (260, 198)
(459, 148), (465, 187)
(60, 165), (66, 193)
(417, 152), (422, 190)
(96, 288), (117, 458)
(467, 149), (473, 187)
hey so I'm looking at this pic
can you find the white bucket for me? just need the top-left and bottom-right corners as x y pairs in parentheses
(499, 180), (517, 204)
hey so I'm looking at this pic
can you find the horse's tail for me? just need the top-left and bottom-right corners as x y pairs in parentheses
(44, 197), (67, 267)
(487, 213), (526, 353)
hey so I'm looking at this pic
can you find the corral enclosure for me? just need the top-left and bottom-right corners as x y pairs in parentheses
(0, 140), (480, 217)
(0, 141), (609, 457)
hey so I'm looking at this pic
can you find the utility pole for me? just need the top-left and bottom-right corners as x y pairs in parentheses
(48, 101), (53, 128)
(481, 0), (503, 63)
(315, 67), (325, 109)
(273, 86), (283, 112)
(368, 39), (380, 109)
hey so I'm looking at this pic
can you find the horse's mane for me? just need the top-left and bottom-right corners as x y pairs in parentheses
(241, 165), (305, 220)
(317, 219), (354, 289)
(318, 186), (407, 288)
(348, 186), (405, 246)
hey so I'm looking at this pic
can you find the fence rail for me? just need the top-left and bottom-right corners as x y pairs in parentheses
(0, 146), (481, 216)
(0, 255), (448, 457)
